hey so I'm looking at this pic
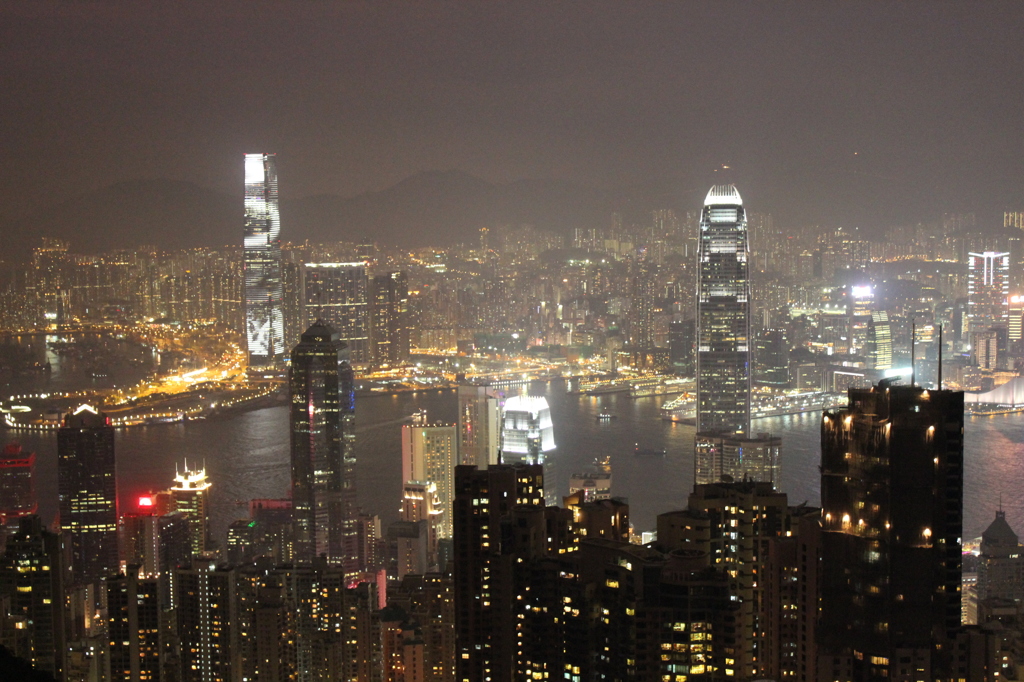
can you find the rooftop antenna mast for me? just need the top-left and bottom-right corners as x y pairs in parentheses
(938, 324), (943, 390)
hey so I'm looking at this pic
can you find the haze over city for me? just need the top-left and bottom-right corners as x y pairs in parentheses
(2, 2), (1023, 256)
(3, 3), (1024, 682)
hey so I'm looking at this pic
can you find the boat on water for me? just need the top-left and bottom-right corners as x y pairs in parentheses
(634, 443), (666, 456)
(596, 410), (617, 421)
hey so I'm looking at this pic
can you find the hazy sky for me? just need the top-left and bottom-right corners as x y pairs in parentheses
(2, 1), (1022, 228)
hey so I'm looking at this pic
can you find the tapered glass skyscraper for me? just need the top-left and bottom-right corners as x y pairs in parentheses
(696, 184), (751, 435)
(289, 321), (357, 576)
(244, 153), (284, 365)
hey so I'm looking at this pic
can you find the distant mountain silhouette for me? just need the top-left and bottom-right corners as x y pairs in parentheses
(5, 179), (239, 258)
(5, 170), (616, 259)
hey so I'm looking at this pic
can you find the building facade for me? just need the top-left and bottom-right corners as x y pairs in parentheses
(401, 420), (458, 539)
(0, 443), (36, 523)
(289, 321), (358, 575)
(243, 152), (284, 365)
(819, 384), (964, 680)
(58, 404), (118, 589)
(696, 184), (752, 435)
(456, 384), (501, 468)
(303, 262), (371, 364)
(370, 270), (411, 366)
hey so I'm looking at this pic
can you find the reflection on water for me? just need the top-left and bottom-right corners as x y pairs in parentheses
(8, 380), (1022, 544)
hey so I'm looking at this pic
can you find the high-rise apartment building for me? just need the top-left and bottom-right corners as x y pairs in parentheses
(656, 482), (819, 681)
(176, 560), (236, 682)
(696, 184), (751, 435)
(966, 251), (1010, 334)
(453, 463), (545, 682)
(819, 384), (964, 680)
(244, 153), (284, 365)
(371, 270), (411, 366)
(170, 464), (212, 556)
(456, 384), (501, 468)
(0, 443), (36, 523)
(401, 419), (457, 539)
(289, 321), (358, 574)
(106, 569), (163, 682)
(628, 260), (656, 349)
(0, 516), (66, 678)
(303, 262), (371, 364)
(58, 404), (118, 588)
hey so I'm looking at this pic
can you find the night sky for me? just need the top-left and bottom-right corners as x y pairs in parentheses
(2, 2), (1022, 231)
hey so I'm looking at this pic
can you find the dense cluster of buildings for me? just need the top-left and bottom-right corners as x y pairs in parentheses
(4, 157), (1024, 681)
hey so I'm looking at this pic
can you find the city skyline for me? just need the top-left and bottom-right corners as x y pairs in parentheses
(2, 3), (1023, 258)
(3, 3), (1024, 679)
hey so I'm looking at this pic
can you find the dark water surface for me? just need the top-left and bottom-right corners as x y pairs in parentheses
(8, 379), (1023, 545)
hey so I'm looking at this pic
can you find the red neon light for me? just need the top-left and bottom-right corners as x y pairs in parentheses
(138, 496), (154, 508)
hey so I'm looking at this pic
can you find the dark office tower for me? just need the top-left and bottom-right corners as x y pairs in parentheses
(105, 569), (162, 682)
(754, 328), (790, 388)
(0, 443), (37, 523)
(370, 270), (411, 366)
(696, 184), (751, 435)
(0, 516), (66, 678)
(244, 152), (284, 366)
(669, 318), (696, 376)
(820, 384), (964, 681)
(302, 262), (371, 364)
(290, 321), (358, 574)
(453, 463), (545, 682)
(628, 260), (656, 349)
(59, 404), (118, 588)
(281, 259), (303, 350)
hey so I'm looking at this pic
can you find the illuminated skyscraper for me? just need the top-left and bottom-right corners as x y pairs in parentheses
(401, 418), (457, 538)
(244, 153), (284, 365)
(966, 251), (1009, 334)
(696, 184), (751, 435)
(170, 464), (212, 556)
(303, 262), (370, 364)
(500, 395), (556, 465)
(866, 311), (893, 370)
(628, 260), (656, 349)
(370, 270), (411, 366)
(289, 321), (357, 575)
(457, 384), (501, 468)
(58, 404), (118, 588)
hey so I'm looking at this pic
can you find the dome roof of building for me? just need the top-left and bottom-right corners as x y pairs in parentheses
(704, 184), (743, 207)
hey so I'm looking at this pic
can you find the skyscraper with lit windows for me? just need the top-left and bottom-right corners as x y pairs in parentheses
(966, 251), (1009, 334)
(696, 184), (751, 435)
(303, 262), (370, 364)
(58, 404), (118, 588)
(244, 153), (284, 365)
(289, 321), (357, 575)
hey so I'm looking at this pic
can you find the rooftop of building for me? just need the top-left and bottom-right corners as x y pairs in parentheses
(704, 184), (743, 206)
